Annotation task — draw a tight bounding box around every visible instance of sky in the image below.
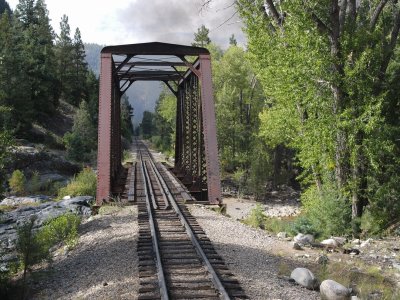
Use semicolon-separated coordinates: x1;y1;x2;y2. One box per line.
7;0;246;48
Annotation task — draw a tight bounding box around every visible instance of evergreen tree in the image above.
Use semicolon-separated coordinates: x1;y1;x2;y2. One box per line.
192;24;211;47
64;101;97;162
0;12;32;130
120;95;133;142
71;28;88;106
229;34;237;46
55;14;74;103
0;0;11;15
15;0;58;119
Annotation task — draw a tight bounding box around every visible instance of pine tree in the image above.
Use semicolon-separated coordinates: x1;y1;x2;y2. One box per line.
0;12;32;129
15;0;58;119
229;34;237;46
192;25;211;47
0;0;11;15
55;14;74;103
71;28;88;106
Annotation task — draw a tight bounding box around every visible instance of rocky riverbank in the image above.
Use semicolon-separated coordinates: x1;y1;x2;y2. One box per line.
0;196;93;271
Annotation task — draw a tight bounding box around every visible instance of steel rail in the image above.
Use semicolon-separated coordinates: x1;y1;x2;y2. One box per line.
139;152;169;300
146;152;231;300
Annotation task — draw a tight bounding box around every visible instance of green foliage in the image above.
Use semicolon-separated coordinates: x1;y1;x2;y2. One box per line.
57;167;96;199
192;24;211;47
288;215;320;237
302;183;352;238
242;204;266;228
140;110;156;139
16;213;81;285
120;95;133;142
237;0;400;235
0;123;13;195
64;101;97;162
27;171;41;194
16;216;50;283
9;169;26;195
38;213;81;249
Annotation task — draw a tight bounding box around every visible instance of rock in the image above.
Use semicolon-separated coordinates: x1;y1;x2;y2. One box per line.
0;195;51;206
367;290;383;300
393;262;400;271
63;195;71;200
316;255;329;265
321;238;339;248
277;232;287;239
351;239;360;245
332;237;347;246
293;242;303;250
360;238;373;248
294;233;314;245
290;267;319;290
320;279;351;300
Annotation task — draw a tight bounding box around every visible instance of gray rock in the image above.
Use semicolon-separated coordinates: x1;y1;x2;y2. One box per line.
393;262;400;271
321;238;339;248
320;279;351;300
0;195;51;206
294;233;314;245
293;242;303;250
290;267;319;290
277;232;287;239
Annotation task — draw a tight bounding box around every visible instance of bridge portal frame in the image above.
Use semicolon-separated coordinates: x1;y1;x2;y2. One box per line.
96;42;221;206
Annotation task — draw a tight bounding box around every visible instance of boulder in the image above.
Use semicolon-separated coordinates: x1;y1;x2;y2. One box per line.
320;279;351;300
321;238;339;248
294;233;314;245
293;242;303;250
290;267;319;290
277;232;287;239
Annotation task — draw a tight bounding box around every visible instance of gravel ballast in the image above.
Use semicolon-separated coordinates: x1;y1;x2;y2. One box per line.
32;206;139;299
30;203;320;299
189;205;320;300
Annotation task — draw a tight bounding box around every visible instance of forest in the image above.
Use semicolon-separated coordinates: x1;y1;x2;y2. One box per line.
0;0;133;189
142;0;400;238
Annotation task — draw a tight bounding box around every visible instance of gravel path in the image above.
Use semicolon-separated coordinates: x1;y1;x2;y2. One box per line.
32;206;139;299
189;205;320;300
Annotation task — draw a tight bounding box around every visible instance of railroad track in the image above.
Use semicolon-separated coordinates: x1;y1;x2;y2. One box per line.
131;140;247;299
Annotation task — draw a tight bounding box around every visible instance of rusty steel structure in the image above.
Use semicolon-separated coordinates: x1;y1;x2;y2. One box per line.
96;42;221;206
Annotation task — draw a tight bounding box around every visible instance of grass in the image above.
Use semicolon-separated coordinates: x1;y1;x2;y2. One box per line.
57;167;96;199
242;204;295;234
314;261;397;299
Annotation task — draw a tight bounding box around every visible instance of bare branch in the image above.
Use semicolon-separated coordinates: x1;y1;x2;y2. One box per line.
370;0;390;29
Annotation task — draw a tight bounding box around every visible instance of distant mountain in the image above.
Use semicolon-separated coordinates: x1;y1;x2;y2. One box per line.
84;43;162;126
84;43;104;76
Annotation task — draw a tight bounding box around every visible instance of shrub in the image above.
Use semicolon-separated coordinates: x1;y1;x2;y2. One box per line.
9;170;26;195
243;204;266;228
16;216;50;284
288;215;320;237
38;213;81;249
57;167;96;199
27;171;41;194
301;182;352;238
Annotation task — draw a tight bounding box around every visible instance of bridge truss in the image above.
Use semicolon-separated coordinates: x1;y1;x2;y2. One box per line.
96;42;221;206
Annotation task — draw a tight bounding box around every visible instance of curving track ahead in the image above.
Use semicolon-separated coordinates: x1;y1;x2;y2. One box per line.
131;140;247;299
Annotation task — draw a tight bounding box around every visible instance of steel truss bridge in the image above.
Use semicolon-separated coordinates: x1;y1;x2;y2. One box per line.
96;42;221;206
